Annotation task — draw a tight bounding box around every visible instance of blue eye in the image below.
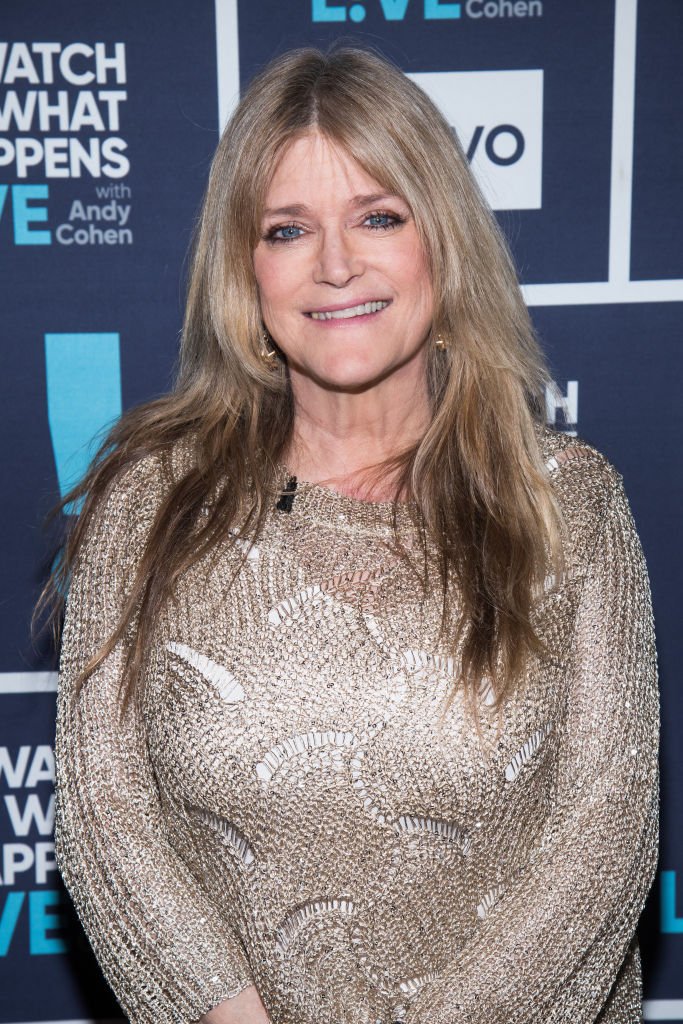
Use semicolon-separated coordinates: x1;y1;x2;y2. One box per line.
265;223;303;243
365;211;403;230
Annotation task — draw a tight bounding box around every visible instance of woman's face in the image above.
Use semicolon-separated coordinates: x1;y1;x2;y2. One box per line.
253;131;434;397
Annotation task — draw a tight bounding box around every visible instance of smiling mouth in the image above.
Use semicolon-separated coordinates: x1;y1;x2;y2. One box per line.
306;300;390;321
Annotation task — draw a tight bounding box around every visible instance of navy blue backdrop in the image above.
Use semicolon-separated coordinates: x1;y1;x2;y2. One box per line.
1;1;681;1021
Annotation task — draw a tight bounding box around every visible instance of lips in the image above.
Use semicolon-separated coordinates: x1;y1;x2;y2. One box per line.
305;300;391;320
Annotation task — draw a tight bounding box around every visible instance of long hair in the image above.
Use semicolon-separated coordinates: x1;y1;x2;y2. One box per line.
36;45;564;726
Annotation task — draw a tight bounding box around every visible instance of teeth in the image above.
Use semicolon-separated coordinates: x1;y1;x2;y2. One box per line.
310;301;388;320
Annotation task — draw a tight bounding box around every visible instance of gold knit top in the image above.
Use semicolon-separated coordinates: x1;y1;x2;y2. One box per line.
53;428;660;1024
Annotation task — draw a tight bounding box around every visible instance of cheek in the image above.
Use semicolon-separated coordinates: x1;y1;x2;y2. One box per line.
254;252;302;320
254;250;282;298
396;253;433;323
387;238;431;292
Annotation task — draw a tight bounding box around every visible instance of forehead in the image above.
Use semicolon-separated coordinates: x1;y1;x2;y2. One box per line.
264;132;385;203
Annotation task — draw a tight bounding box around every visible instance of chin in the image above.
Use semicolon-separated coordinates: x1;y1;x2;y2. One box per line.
306;359;395;392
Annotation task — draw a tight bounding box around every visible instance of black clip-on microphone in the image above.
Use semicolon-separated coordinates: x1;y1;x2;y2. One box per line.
275;475;298;513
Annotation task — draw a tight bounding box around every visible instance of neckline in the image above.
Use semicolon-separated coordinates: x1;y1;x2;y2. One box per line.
275;462;418;532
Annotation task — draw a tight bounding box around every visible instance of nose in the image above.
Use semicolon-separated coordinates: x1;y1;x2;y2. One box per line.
313;226;364;288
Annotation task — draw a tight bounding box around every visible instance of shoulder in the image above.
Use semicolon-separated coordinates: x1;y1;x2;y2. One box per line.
78;435;198;568
536;426;627;562
537;425;620;489
91;451;167;532
94;434;197;517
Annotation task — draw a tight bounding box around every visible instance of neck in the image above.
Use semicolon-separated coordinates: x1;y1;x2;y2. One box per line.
283;371;431;501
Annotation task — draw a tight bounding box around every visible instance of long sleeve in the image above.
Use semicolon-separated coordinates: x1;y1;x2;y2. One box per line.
405;466;660;1024
53;457;255;1024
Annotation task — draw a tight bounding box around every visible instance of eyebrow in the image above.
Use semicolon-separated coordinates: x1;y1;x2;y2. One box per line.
262;193;406;218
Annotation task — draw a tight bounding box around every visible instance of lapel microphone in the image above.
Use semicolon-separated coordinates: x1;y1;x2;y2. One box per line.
276;475;298;513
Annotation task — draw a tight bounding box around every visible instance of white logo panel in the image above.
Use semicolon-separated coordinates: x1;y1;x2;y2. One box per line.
407;69;543;211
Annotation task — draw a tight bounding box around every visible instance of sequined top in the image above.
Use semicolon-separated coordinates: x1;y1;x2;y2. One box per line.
54;427;660;1024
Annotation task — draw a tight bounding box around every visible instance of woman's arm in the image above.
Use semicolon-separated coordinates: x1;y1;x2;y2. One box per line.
406;465;660;1024
54;456;259;1024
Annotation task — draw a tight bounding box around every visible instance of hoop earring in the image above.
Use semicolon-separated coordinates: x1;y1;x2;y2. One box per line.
259;327;279;366
434;333;450;350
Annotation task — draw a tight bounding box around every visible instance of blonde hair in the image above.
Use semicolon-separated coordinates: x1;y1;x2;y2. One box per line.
37;45;564;728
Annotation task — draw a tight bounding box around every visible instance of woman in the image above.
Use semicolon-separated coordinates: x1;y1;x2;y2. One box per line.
47;46;659;1024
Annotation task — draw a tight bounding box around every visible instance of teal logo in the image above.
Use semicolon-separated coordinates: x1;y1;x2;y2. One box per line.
661;870;683;933
0;184;51;244
0;890;67;956
45;332;122;512
312;0;461;22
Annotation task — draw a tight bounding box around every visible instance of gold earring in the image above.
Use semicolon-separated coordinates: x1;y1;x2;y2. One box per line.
434;333;450;350
259;328;279;366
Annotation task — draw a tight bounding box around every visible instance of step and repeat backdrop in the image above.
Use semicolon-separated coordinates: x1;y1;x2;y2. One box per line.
1;1;681;1021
